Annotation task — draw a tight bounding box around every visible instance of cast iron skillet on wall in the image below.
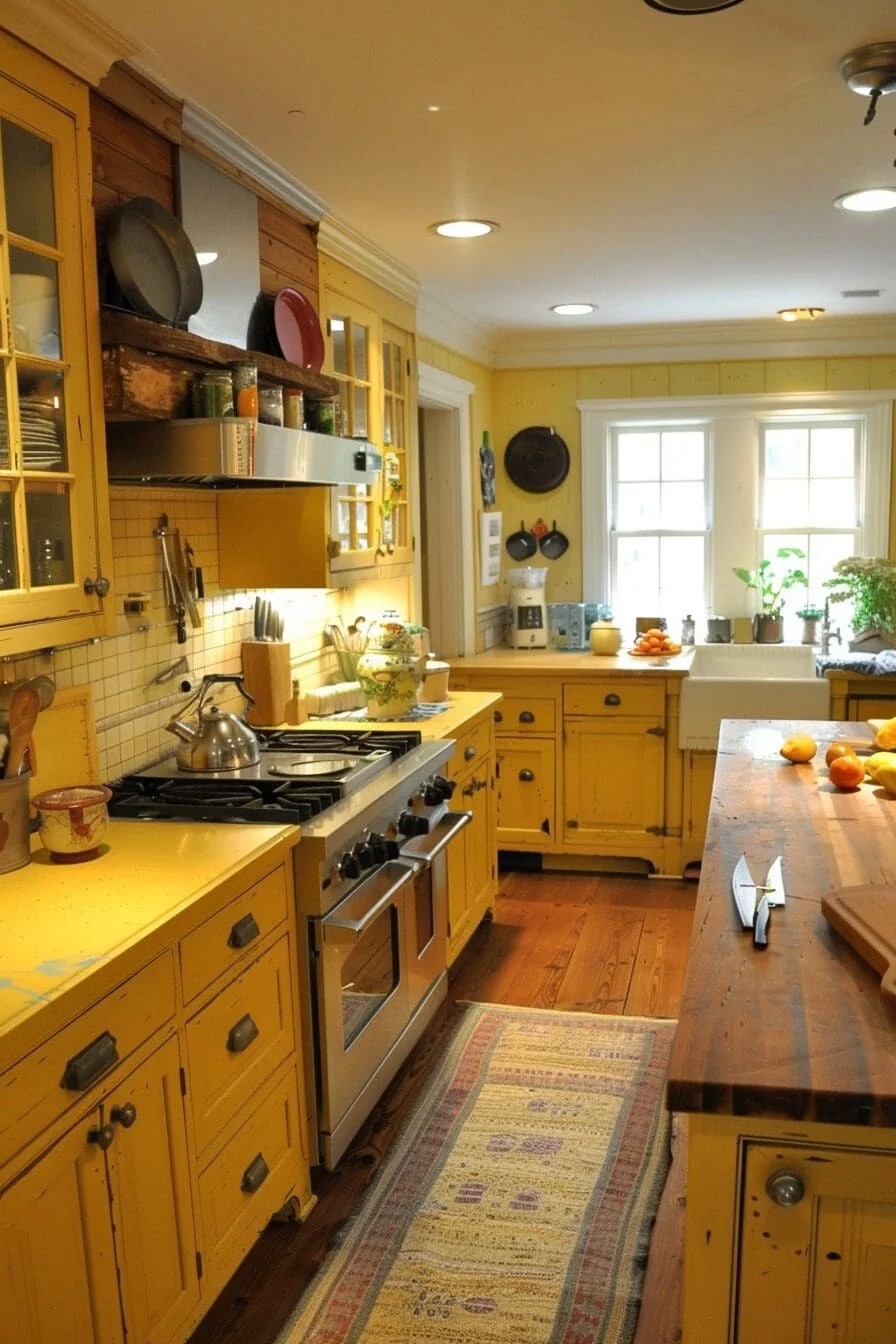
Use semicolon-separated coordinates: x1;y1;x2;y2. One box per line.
504;426;570;493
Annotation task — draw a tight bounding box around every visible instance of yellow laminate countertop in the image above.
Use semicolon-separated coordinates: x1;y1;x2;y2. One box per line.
298;689;502;734
449;648;695;677
0;819;297;1058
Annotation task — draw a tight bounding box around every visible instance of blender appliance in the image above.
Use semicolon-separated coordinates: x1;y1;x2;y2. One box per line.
508;567;548;648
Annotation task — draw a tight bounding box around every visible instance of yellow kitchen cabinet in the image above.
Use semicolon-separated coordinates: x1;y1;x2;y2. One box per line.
444;709;497;964
0;1034;198;1344
825;669;896;723
681;748;715;871
562;678;666;864
0;33;114;655
496;736;556;846
683;1114;896;1344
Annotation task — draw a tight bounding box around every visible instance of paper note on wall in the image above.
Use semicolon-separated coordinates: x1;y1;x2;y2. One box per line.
479;511;502;587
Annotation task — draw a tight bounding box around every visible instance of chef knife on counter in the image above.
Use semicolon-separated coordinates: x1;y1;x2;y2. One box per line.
732;854;785;949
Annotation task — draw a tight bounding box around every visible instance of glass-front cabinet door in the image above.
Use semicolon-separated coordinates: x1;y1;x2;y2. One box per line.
0;37;112;654
323;292;379;577
380;322;414;570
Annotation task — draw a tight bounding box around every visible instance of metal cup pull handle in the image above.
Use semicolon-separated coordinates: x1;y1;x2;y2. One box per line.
228;913;261;949
519;769;534;782
227;1013;260;1054
518;710;535;723
241;1152;270;1195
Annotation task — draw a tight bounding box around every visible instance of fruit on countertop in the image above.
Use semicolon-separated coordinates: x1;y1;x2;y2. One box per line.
825;741;858;768
631;628;682;655
873;717;896;750
779;734;817;763
875;762;896;795
827;755;865;791
864;751;896;781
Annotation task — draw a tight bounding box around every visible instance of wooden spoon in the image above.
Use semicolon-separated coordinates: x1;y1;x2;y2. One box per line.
5;684;40;777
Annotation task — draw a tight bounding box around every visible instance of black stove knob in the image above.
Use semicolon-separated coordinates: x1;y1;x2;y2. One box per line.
385;836;401;859
353;840;374;870
338;850;361;880
430;774;457;801
398;809;429;837
368;833;388;863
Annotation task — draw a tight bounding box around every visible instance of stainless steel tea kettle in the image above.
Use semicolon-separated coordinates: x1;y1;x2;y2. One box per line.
165;674;260;772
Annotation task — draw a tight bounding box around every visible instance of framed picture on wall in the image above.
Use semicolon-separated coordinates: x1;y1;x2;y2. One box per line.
479;511;502;586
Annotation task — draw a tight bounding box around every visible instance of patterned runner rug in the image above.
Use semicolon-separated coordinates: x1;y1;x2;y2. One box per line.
278;1003;676;1344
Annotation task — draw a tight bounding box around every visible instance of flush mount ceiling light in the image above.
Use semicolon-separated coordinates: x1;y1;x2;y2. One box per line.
195;251;218;266
777;307;826;322
835;187;896;212
840;41;896;124
643;0;745;12
429;219;499;238
550;303;596;316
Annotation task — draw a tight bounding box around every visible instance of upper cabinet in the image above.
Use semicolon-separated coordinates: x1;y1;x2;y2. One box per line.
323;287;415;584
0;34;113;655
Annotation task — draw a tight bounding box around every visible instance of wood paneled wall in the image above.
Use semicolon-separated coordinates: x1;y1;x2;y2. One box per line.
89;63;319;313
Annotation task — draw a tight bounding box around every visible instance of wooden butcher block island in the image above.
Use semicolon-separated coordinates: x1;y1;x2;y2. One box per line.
668;719;896;1343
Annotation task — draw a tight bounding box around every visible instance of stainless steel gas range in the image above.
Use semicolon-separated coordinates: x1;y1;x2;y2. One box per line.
108;727;470;1168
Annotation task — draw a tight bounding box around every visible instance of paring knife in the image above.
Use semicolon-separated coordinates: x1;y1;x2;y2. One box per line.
732;854;786;949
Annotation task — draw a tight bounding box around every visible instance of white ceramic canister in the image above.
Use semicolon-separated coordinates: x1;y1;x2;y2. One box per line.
589;621;623;655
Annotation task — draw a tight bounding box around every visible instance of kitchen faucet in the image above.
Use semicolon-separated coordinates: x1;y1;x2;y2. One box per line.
820;599;842;656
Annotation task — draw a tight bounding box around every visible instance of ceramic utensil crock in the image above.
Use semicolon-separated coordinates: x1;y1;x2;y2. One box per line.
32;784;112;863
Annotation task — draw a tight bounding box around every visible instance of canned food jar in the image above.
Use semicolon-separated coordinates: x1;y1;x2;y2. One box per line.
283;387;305;429
196;370;234;418
258;385;284;426
231;361;259;418
308;399;336;434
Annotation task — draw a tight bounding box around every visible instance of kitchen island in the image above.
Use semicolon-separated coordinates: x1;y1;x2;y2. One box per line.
668;718;896;1343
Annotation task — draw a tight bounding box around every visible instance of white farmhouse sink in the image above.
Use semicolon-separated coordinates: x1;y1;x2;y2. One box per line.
678;644;831;750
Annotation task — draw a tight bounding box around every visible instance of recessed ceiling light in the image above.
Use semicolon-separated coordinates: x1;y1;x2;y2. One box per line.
550;303;596;316
643;0;745;12
195;251;218;266
429;219;498;238
777;307;826;322
835;188;896;213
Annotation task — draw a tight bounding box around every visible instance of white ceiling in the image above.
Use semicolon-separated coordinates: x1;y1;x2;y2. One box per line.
80;0;896;347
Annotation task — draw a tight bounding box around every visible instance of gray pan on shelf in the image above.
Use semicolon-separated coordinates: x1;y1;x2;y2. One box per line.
105;197;203;325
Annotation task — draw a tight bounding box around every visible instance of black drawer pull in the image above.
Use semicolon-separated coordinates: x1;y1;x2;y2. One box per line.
518;710;535;723
241;1152;270;1194
227;1013;260;1054
494;709;503;723
61;1031;119;1092
87;1123;115;1151
228;913;261;949
519;769;534;783
604;693;621;706
464;744;476;760
111;1102;137;1129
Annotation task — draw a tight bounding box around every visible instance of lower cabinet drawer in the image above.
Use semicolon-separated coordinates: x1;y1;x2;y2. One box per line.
179;864;289;1006
494;696;556;734
564;681;665;717
197;1066;302;1290
0;952;176;1168
185;935;295;1155
448;715;492;774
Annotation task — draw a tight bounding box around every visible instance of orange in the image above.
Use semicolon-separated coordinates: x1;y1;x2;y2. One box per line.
645;628;665;639
825;742;857;768
828;755;865;790
779;734;817;763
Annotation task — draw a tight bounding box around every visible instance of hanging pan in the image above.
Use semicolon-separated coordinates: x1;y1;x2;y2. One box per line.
504;426;570;494
505;520;537;560
539;520;569;559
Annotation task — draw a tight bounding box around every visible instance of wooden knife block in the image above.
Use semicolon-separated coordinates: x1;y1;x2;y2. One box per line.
241;641;291;727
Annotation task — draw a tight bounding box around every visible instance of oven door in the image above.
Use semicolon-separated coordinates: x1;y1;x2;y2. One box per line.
401;810;471;1014
313;859;417;1155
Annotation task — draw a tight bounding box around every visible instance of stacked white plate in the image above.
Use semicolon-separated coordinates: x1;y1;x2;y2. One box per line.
20;396;63;470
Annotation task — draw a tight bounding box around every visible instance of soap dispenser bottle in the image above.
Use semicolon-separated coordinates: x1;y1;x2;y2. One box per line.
681;614;695;646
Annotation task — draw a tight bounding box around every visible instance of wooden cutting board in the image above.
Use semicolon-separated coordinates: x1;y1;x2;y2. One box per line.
821;885;896;1000
30;684;99;794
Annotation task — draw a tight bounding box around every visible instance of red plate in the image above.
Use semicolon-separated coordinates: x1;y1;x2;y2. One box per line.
273;287;325;372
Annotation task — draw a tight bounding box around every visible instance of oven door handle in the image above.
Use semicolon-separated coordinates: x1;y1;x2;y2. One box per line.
323;859;420;944
400;809;472;864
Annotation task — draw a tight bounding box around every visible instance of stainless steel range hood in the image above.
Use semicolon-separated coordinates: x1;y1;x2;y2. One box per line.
106;418;382;488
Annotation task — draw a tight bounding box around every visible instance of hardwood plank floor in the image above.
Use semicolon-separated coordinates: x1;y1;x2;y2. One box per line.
188;870;696;1344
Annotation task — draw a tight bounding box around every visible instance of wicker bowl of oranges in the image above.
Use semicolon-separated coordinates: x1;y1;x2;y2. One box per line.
628;628;683;657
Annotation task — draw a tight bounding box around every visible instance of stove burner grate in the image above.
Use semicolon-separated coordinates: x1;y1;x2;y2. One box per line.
257;728;422;759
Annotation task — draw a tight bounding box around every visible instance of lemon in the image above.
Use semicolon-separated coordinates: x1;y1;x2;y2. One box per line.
875;763;896;795
780;734;817;763
874;717;896;750
865;751;896;781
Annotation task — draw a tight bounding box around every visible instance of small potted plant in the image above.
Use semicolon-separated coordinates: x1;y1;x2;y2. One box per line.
824;556;896;652
795;603;824;646
733;547;808;643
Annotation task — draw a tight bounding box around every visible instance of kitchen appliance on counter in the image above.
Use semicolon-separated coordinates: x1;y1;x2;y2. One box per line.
547;602;601;651
107;726;470;1168
508;566;548;648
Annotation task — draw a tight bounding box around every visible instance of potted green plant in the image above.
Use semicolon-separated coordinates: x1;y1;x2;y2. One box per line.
795;604;824;646
823;557;896;652
732;547;808;643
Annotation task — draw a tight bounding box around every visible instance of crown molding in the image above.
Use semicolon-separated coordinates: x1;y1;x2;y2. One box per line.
5;0;138;85
492;314;896;368
181;103;327;223
316;216;419;307
415;286;498;369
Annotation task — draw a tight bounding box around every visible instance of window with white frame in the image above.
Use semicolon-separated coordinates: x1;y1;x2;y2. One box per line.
580;395;892;641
